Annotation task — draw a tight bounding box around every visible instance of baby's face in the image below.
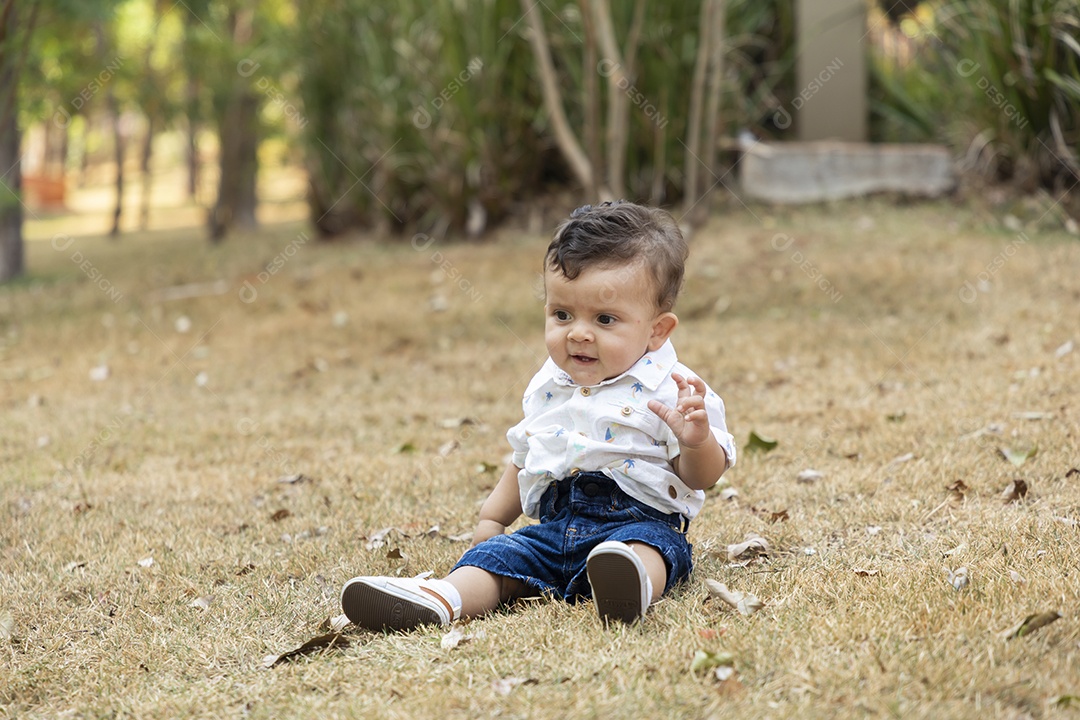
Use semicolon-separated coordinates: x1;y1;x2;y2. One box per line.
544;262;668;386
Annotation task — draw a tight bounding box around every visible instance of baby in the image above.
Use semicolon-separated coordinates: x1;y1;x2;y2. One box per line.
342;201;736;628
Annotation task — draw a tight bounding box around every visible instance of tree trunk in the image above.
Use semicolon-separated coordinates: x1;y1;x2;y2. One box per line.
520;0;597;195
0;101;23;283
209;91;259;242
186;93;199;200
139;116;153;230
0;0;38;283
649;85;668;205
183;8;199;201
682;0;714;220
591;0;644;201
695;0;726;225
579;0;601;202
209;9;258;243
109;104;124;237
95;22;123;237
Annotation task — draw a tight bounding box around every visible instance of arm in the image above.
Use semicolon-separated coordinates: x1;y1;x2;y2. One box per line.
647;373;729;491
471;461;523;546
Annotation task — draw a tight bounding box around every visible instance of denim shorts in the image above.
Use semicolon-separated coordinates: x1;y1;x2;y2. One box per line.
453;472;693;602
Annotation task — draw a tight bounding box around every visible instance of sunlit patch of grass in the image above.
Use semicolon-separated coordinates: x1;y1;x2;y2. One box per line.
2;198;1078;718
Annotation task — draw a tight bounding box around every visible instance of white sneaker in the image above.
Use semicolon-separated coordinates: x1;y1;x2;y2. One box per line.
586;541;650;624
341;575;461;632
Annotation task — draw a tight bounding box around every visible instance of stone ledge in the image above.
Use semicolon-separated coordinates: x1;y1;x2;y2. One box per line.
739;141;954;204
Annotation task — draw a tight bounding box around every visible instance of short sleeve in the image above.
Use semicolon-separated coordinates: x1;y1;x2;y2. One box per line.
506;414;529;468
705;389;736;468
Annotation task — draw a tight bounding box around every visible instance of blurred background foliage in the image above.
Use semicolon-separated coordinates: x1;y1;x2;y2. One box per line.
869;0;1080;194
4;0;1079;260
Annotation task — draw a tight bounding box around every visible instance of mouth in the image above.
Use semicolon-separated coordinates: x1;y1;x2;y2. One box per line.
570;354;597;365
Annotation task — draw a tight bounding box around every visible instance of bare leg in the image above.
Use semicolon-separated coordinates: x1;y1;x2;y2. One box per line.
445;565;530;619
626;542;667;604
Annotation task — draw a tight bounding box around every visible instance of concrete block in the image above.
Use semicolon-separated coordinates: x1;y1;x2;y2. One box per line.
739;141;954;204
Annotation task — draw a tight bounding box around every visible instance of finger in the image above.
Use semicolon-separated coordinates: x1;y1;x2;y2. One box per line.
648;399;683;430
687;376;707;395
676;396;705;414
671;372;691;400
683;408;709;424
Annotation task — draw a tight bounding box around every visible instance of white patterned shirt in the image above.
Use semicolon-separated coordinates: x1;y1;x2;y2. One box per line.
507;340;736;520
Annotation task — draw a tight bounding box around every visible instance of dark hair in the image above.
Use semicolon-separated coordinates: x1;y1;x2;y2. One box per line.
545;201;688;312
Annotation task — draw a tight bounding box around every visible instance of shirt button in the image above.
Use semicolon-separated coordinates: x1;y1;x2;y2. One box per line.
621;406;633;417
667;485;678;499
580;387;591;396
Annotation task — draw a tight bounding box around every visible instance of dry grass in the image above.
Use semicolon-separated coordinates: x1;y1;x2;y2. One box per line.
2;197;1079;719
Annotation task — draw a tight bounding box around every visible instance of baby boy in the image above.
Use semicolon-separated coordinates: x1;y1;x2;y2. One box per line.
342;201;735;628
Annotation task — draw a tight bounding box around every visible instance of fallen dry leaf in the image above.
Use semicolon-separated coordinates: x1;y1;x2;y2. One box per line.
1001;479;1028;504
317;614;351;633
263;632;350;668
942;543;967;557
946;480;969;505
365;527;406;550
270;509;292;522
0;612;13;642
705;580;764;616
438;417;478;429
137;557;154;568
491;677;538;695
853;568;879;577
796;469;824;484
947;567;969;591
277;474;313;484
189;595;215;610
999;611;1062;640
437;439;459;457
440;626;477;650
998;446;1038;467
889;452;915;466
725;534;770;562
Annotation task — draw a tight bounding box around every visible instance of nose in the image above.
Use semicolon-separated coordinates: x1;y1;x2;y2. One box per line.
567;320;592;342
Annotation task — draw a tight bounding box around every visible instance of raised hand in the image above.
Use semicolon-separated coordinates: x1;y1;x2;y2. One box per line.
647;373;714;449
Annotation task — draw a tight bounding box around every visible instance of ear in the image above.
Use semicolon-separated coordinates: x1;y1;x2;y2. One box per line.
647;312;678;351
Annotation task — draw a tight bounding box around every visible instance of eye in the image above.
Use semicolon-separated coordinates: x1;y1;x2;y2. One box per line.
597;314;616;326
553;310;571;322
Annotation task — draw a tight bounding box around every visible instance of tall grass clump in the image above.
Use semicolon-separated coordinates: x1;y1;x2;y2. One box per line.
295;0;794;239
871;0;1080;197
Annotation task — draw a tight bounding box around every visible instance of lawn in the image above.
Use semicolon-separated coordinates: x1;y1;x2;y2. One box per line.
2;197;1078;719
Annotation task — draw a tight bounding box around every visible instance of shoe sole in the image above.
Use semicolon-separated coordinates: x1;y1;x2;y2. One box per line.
587;550;645;625
341;581;442;632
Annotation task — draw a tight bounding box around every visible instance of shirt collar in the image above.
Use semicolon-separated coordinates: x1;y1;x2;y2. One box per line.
543;340;677;391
